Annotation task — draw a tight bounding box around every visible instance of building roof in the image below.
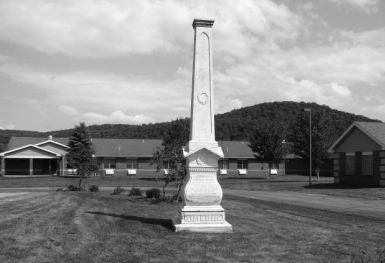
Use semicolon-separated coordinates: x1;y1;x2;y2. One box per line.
92;139;162;157
0;144;62;157
7;137;69;150
329;121;385;152
219;141;255;158
5;136;257;158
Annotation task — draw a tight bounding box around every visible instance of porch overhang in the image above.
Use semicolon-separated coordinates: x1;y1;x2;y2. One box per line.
0;144;63;159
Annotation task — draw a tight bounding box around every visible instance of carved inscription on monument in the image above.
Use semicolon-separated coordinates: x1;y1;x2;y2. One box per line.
197;91;209;105
182;214;224;224
185;174;221;203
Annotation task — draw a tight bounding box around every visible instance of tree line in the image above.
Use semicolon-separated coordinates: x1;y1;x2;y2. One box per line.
0;101;379;152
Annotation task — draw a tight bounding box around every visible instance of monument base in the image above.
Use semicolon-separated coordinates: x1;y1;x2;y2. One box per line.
173;220;233;233
173;205;233;233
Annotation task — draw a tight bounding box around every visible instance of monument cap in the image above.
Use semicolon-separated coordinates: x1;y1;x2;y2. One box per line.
192;18;214;28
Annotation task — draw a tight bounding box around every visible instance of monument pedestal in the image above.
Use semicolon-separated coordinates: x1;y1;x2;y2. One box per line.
173;146;232;233
174;18;232;233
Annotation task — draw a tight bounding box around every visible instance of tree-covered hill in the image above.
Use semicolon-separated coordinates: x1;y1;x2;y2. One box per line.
214;101;380;141
0;101;380;151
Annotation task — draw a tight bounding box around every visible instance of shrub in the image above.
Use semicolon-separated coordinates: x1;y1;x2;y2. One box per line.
111;186;126;195
89;185;99;192
129;187;142;196
146;188;161;200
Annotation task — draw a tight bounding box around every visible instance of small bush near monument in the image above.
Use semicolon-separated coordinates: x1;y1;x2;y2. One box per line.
111;186;126;195
88;185;99;192
128;187;142;196
145;188;161;200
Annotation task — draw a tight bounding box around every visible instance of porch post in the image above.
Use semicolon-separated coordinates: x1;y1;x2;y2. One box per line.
29;159;33;176
1;158;5;176
49;160;52;175
57;159;60;176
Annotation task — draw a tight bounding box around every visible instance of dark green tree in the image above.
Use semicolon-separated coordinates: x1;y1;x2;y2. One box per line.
66;122;101;189
289;109;335;184
152;118;189;200
248;121;289;177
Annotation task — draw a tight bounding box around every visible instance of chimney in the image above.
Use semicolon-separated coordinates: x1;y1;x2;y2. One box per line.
48;135;53;140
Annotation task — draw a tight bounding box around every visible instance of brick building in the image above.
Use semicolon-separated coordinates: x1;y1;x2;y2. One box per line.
0;136;331;178
329;122;385;186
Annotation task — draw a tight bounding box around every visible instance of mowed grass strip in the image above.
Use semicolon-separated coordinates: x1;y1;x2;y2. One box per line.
219;175;385;200
0;176;165;189
0;192;384;263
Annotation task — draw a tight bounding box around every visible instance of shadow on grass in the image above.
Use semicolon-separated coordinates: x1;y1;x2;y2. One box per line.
86;211;174;231
303;183;381;189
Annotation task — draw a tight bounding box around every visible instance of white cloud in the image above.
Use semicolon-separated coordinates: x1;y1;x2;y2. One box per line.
279;78;353;107
266;28;385;87
0;0;303;58
82;110;154;125
326;0;379;13
0;124;15;130
359;103;385;121
217;99;243;114
0;0;384;130
58;105;79;116
0;59;192;122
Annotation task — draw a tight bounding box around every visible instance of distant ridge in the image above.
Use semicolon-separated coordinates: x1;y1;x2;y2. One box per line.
0;101;380;151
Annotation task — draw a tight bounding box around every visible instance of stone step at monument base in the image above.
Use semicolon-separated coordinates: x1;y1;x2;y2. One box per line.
173;205;233;233
173;220;233;233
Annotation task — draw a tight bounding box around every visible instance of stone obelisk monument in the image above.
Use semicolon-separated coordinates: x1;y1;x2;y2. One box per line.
173;19;232;233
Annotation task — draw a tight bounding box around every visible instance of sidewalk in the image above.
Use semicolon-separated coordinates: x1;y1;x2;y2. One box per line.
224;189;385;219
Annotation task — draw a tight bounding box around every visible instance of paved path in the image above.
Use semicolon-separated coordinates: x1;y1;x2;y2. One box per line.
0;192;30;199
224;189;385;219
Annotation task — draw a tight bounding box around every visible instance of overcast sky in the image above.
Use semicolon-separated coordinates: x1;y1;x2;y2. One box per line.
0;0;384;131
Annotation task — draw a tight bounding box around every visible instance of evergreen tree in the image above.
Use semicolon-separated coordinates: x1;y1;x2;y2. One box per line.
289;109;335;184
66;122;100;189
152;118;189;200
248;121;289;177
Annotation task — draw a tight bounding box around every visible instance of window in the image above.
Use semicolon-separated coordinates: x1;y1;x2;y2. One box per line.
237;159;248;169
362;153;373;176
104;159;116;169
218;160;229;169
162;160;170;169
127;159;138;169
345;154;355;176
270;163;279;169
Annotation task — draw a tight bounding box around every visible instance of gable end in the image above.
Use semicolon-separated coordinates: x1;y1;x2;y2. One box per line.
334;127;382;153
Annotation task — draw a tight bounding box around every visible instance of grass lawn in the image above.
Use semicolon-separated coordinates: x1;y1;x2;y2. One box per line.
0;191;384;263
